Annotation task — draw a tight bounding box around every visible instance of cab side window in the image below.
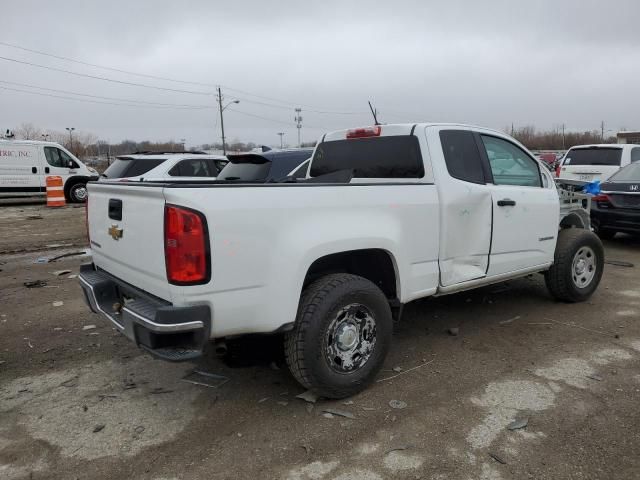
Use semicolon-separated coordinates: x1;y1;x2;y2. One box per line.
480;135;541;187
631;147;640;163
44;147;77;168
439;130;485;184
169;159;213;177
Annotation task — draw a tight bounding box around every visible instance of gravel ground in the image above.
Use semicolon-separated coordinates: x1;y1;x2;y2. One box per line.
1;200;639;480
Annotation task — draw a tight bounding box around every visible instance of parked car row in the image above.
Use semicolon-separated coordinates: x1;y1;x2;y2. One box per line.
0;139;313;202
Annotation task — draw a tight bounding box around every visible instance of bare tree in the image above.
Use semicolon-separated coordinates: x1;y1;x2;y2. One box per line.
15;122;42;140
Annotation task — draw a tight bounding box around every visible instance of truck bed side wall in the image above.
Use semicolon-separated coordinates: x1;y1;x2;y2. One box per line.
162;184;440;337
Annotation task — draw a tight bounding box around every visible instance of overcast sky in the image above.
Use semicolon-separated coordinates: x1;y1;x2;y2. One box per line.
2;0;639;147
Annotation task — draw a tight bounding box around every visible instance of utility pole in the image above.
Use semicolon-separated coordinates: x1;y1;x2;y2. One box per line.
601;120;605;142
217;87;227;155
65;127;75;153
217;87;240;155
562;124;565;150
294;108;302;148
277;132;285;149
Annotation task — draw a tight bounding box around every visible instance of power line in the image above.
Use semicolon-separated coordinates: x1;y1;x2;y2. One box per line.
223;86;367;114
233;95;366;115
0;40;368;113
0;85;210;109
226;107;327;130
0;55;214;95
0;80;211;108
0;40;217;88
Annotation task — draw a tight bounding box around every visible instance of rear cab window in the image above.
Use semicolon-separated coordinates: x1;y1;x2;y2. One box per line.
102;158;166;179
563;147;622;166
310;135;424;178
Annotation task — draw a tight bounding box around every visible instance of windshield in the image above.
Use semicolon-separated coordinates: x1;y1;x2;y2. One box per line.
102;158;166;178
217;159;271;181
563;148;622;166
608;162;640;182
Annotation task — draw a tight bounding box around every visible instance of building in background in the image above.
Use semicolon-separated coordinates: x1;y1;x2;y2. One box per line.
617;131;640;144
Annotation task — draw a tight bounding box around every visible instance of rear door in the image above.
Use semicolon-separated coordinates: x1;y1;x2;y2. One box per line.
478;134;559;276
431;128;493;286
0;145;43;197
88;183;173;301
559;146;623;182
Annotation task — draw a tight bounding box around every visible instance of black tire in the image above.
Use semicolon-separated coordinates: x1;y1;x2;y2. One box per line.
544;229;604;303
285;273;392;399
68;182;88;203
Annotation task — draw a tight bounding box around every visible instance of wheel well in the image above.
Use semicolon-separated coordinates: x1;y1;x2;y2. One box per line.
304;249;398;300
560;212;590;230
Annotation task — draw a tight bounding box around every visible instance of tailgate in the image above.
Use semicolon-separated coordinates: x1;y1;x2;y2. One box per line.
559;166;619;182
87;183;172;301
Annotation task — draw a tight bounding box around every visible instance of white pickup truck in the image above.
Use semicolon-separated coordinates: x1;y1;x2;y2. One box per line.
80;123;603;398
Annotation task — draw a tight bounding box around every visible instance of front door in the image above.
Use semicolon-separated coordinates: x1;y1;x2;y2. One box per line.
43;146;78;184
478;134;559;276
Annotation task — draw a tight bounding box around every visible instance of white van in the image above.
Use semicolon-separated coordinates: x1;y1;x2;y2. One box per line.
0;139;98;202
557;144;640;182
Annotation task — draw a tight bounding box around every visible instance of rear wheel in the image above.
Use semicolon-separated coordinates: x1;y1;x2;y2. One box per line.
544;229;604;302
68;182;88;203
285;273;392;399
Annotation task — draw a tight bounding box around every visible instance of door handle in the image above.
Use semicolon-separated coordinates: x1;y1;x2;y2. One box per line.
497;199;516;207
45;167;50;174
32;167;37;174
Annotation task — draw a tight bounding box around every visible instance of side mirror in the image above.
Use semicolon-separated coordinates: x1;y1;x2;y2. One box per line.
68;160;75;168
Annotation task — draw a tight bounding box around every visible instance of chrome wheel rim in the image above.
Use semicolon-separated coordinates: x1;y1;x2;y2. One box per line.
325;303;377;373
572;246;596;288
74;186;88;201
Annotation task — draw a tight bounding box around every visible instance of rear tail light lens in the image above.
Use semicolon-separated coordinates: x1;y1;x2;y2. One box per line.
555;165;561;177
346;126;381;139
164;205;210;285
592;194;611;208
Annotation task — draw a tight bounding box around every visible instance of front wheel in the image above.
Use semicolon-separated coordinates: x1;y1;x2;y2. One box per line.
68;182;88;203
544;229;604;302
285;273;393;399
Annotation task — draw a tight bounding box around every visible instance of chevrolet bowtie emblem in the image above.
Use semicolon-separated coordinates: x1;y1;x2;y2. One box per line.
108;224;123;240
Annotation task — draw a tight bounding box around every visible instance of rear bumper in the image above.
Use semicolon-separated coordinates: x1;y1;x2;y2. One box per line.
78;263;210;361
591;208;640;234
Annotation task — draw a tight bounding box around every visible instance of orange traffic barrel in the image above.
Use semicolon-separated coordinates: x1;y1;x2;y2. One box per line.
46;176;66;207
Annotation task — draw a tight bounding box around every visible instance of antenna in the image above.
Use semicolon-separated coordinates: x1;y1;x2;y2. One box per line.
368;101;380;125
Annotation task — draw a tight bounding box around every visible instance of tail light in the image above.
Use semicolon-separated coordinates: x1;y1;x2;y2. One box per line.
555;164;561;178
592;194;612;209
164;205;210;285
346;126;381;139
